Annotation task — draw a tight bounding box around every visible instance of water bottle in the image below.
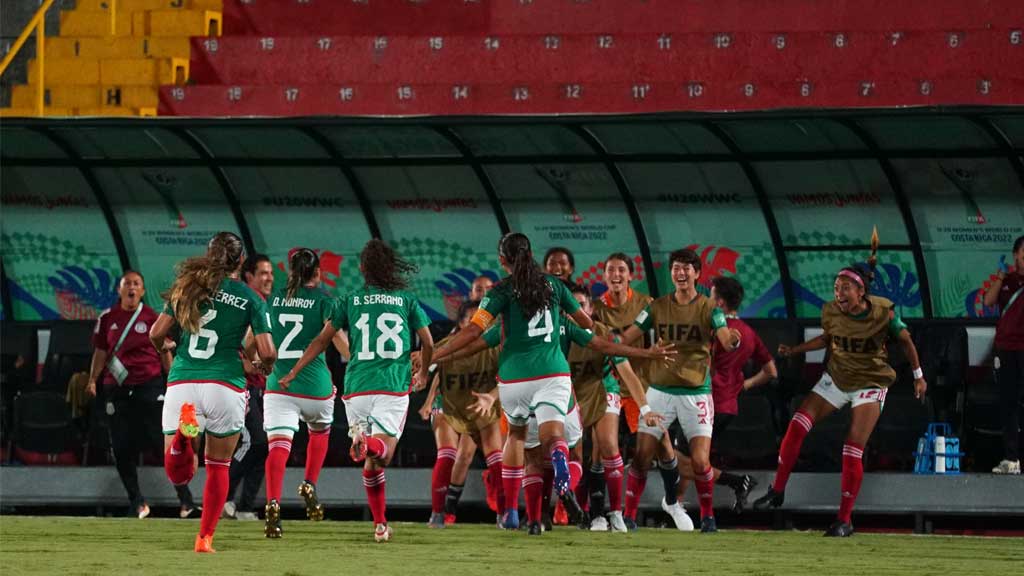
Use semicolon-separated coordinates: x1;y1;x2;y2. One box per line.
915;436;927;473
934;435;946;474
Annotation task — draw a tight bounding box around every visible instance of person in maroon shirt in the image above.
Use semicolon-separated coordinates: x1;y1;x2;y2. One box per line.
223;254;274;520
672;276;778;513
984;235;1024;475
88;270;196;518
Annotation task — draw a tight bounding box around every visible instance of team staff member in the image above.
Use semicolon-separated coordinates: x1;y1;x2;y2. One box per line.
984;235;1024;475
88;271;196;519
224;253;274;520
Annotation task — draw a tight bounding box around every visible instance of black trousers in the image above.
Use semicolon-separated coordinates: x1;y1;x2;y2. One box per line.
107;376;193;509
996;349;1024;461
227;387;267;511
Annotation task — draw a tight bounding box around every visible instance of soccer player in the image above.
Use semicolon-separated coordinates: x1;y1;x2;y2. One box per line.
150;232;277;553
618;248;741;533
262;249;346;538
432;233;591;531
671;276;774;513
753;260;927;537
439;243;676;534
280;239;432;543
591;253;656;436
419;299;504;528
564;284;654;532
544;246;576;283
470;275;494;301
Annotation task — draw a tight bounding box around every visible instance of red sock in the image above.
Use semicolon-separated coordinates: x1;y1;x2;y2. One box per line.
485;451;505;512
603;455;625;511
541;460;554;514
265;437;292;502
501;465;524;513
624;467;648;520
523;474;544;523
362;469;387;524
838;442;865;524
695;467;715;520
164;432;195;485
304;428;330;485
199;457;231;538
431;446;458;514
773;410;814;492
366;436;388;460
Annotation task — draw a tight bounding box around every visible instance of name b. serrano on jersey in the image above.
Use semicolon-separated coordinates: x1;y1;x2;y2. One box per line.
332;287;430;397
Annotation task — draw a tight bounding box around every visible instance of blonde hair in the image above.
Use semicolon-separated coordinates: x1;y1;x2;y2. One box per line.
164;232;244;333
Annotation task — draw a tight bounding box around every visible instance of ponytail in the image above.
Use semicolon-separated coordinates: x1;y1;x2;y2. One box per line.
286;248;319;299
164;231;244;333
498;233;553;320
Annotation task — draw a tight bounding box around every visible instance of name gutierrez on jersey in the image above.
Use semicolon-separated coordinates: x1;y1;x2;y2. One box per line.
354;294;405;306
273;296;316;309
214;290;249;310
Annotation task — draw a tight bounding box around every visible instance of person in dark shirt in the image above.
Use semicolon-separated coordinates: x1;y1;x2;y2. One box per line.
88;271;196;518
984;235;1024;475
672;276;776;514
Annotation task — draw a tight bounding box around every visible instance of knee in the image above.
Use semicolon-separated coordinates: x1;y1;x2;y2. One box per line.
690;455;710;473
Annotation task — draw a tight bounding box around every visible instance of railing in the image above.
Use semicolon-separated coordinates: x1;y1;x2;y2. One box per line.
0;0;57;117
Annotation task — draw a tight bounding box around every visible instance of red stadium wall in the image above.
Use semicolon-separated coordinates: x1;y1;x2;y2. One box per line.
161;0;1024;116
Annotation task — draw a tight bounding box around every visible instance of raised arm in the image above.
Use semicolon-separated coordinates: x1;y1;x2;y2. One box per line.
432;323;484;363
587;334;675;362
778;332;829;358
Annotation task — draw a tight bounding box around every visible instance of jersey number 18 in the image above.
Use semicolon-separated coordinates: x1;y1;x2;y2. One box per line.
355;312;405;360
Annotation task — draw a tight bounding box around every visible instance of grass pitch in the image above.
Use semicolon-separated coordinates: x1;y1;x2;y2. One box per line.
1;516;1019;576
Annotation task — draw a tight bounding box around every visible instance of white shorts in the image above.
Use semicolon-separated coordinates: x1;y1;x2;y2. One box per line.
499;375;572;427
264;390;336;439
526;404;583;449
637;387;714;441
343;393;410;439
813;373;888;411
605;392;622;416
162;382;247;438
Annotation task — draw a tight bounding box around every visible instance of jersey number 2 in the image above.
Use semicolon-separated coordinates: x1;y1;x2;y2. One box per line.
527;309;554;342
355;312;405;360
277;313;304;360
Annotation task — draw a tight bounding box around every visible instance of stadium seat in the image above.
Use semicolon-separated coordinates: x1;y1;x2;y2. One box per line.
713;394;779;468
869;396;932;470
12;390;79;465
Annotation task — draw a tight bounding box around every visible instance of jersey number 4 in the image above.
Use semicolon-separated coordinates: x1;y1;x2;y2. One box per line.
355;312;405;360
527;309;554;342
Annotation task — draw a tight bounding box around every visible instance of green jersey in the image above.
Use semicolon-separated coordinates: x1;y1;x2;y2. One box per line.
476;275;581;383
267;286;336;399
481;321;586;411
331;287;431;397
165;279;271;390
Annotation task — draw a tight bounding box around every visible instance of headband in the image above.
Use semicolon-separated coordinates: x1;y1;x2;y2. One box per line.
837;269;864;288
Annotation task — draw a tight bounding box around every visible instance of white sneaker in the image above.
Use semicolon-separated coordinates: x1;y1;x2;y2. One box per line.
137;504;150;519
608;511;628;533
661;498;695;531
235;511;259;521
221;501;237;519
589;515;609;531
374;523;393;542
992;460;1021;474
